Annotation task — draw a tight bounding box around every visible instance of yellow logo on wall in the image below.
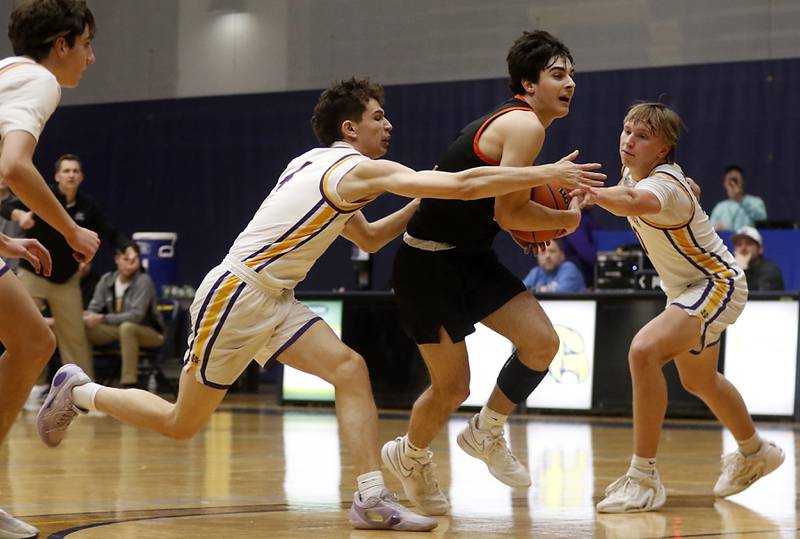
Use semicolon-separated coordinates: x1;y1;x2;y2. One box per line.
548;325;589;384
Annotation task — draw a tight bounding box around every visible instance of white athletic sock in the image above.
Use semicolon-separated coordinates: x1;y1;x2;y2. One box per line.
71;383;102;412
402;434;428;460
477;405;507;431
357;470;385;501
630;454;657;476
737;432;762;456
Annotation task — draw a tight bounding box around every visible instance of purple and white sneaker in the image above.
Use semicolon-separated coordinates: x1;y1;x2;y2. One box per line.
36;364;90;448
349;488;437;532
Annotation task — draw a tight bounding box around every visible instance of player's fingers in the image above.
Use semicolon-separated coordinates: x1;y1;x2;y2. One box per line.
22;248;42;274
558;149;579;162
28;242;52;276
577;162;602;170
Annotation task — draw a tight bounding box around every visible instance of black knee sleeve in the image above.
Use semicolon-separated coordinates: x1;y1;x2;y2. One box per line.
496;351;548;404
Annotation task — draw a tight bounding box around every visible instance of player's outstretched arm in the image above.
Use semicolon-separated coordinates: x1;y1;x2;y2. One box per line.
340;158;604;202
341;199;420;253
0;131;100;262
572;185;661;217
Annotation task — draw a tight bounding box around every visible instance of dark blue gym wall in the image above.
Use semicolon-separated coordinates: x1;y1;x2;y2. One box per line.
32;57;800;290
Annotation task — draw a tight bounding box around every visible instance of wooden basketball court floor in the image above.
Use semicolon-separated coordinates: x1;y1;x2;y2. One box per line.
3;397;798;538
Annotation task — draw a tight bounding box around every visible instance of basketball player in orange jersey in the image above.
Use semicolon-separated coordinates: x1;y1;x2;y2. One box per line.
0;2;99;537
383;30;596;515
572;102;784;513
37;78;603;531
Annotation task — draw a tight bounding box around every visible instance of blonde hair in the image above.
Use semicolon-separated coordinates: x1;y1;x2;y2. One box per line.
624;102;685;163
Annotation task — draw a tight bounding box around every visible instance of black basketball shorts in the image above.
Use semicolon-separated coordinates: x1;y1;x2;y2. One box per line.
392;243;526;344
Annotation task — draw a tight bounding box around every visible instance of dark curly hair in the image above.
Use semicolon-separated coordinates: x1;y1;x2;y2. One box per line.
8;0;95;61
311;77;384;146
506;30;573;94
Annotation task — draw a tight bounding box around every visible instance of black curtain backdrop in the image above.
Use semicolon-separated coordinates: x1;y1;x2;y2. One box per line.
33;57;800;290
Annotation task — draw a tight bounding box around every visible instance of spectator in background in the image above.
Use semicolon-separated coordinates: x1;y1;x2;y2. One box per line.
0;178;22;271
523;239;586;293
731;226;784;291
84;242;164;388
0;153;130;387
709;165;766;231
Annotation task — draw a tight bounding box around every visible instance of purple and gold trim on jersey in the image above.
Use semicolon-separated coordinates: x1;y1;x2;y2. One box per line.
188;270;245;389
0;62;25;76
241;200;340;272
0;260;9;278
664;227;738;280
319;153;371;213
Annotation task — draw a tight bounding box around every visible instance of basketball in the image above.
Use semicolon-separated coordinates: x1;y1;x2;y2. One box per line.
509;184;572;243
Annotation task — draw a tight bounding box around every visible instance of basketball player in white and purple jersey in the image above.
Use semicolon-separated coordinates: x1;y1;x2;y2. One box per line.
37;78;604;531
574;102;784;513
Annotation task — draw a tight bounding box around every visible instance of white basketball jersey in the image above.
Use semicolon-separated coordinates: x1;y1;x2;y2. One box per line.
623;163;741;292
0;56;60;143
225;142;371;289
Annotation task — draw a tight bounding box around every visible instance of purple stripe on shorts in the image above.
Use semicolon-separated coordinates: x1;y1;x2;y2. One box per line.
199;281;247;389
0;263;9;278
187;270;231;357
266;316;323;365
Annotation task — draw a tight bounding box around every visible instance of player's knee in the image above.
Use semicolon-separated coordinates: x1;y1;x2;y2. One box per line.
628;338;656;371
163;417;203;441
18;325;56;367
330;350;369;389
517;330;559;370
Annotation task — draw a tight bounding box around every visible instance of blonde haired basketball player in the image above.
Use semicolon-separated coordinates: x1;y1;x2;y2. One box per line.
0;2;99;537
575;102;784;513
37;78;604;531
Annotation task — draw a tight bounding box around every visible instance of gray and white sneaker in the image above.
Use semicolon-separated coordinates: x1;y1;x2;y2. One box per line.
714;439;785;497
381;437;450;516
596;468;667;513
0;508;38;539
36;364;90;448
457;414;531;488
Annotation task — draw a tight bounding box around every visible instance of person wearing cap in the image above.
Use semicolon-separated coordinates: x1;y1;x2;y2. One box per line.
731;226;784;291
709;165;767;231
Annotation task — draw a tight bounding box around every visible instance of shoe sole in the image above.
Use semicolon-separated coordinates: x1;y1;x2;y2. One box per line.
714;447;786;498
380;442;449;516
456;431;532;488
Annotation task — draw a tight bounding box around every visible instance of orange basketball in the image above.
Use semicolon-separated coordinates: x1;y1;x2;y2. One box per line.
510;184;572;243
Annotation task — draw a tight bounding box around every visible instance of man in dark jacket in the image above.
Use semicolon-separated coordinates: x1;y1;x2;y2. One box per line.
0;154;129;379
732;226;784;291
84;242;164;388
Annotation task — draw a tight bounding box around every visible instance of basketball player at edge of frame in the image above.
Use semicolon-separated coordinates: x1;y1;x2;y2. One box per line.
35;77;604;531
0;1;100;538
379;30;591;516
572;101;785;513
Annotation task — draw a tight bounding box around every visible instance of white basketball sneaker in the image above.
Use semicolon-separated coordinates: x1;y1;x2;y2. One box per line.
456;414;531;488
0;508;38;539
381;437;450;516
596;468;667;513
714;439;785;498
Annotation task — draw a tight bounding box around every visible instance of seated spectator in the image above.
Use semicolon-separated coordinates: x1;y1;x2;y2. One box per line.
731;226;784;291
709;165;766;231
84;242;165;388
523;239;586;293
